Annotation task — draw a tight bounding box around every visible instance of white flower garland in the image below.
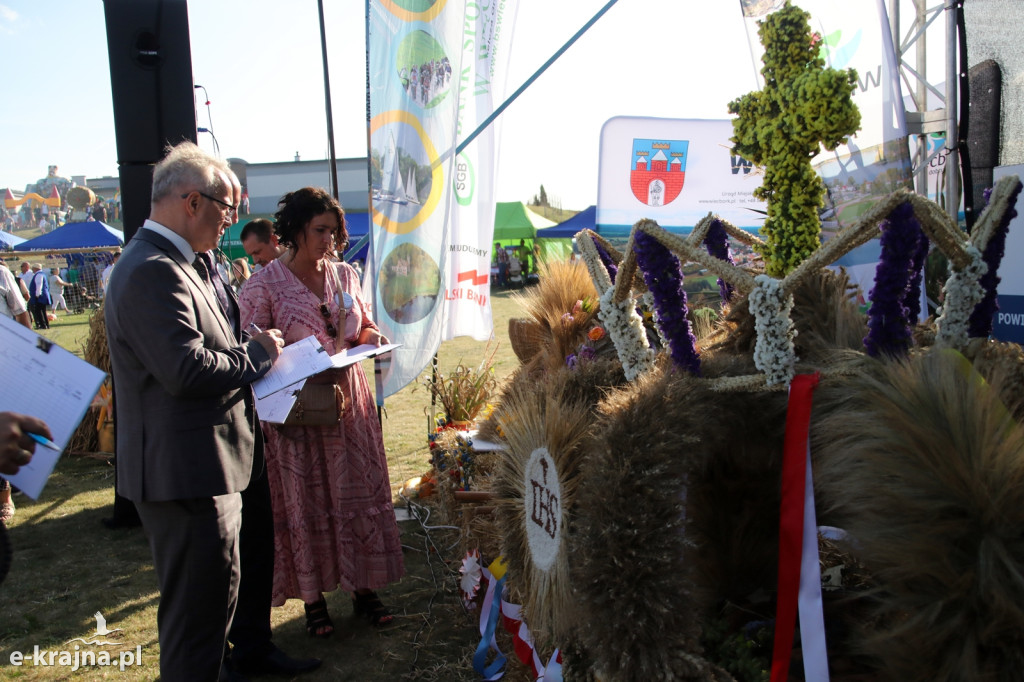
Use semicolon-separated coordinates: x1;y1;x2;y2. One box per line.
935;245;987;349
749;274;798;386
577;233;614;291
599;286;655;381
639;291;669;348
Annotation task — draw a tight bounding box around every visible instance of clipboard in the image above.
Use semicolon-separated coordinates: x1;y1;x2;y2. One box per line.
251;335;334;399
253;344;400;424
0;315;107;499
329;342;401;369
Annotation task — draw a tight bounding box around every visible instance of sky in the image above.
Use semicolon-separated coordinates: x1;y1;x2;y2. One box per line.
0;0;764;211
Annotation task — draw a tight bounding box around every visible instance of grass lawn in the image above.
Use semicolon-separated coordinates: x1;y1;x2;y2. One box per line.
0;287;528;680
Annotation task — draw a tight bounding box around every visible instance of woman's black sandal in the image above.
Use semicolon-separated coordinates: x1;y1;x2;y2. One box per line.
304;596;334;638
352;591;394;626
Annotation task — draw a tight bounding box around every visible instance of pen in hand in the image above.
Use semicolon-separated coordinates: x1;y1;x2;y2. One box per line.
27;432;62;452
248;322;263;334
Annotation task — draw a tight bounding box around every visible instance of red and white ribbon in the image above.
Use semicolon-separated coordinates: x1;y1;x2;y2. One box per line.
771;373;829;682
475;558;563;681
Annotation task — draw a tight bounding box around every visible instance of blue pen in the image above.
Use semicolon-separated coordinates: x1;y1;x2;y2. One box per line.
27;432;62;452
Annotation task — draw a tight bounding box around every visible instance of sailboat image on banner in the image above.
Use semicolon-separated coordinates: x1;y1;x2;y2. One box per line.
404;167;420;205
377;131;408;206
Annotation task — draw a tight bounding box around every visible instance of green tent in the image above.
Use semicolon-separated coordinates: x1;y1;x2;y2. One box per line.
493;201;556;241
490;202;575;273
536;235;573;263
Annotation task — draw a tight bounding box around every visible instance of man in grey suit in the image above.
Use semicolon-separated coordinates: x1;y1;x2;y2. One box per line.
105;142;292;681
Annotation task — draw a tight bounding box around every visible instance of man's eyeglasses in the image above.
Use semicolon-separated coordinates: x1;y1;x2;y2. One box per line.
182;191;238;217
319;303;338;337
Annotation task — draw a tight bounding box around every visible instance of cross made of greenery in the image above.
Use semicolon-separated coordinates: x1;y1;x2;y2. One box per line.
729;1;861;277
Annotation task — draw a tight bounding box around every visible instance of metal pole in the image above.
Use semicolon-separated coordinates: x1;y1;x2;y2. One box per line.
944;0;960;222
364;0;374;215
915;0;929;196
317;0;339;200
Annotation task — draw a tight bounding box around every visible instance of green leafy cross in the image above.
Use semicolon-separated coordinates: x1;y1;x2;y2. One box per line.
729;2;861;277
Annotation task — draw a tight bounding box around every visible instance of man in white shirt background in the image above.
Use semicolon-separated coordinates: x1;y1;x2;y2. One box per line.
100;252;120;297
17;261;33;297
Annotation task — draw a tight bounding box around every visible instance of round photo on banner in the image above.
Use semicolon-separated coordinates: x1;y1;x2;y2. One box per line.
378;242;440;324
378;0;446;22
396;30;453;110
523;447;562;572
369;112;442;234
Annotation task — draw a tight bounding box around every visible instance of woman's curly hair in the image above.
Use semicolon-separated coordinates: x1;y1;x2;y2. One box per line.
273;186;348;250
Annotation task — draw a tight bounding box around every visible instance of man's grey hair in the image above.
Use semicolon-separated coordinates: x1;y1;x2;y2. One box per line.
151;141;236;204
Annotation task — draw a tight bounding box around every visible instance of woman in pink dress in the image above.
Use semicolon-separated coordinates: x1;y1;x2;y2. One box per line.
238;187;404;638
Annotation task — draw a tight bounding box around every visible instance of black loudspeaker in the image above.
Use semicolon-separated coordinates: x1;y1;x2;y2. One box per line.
966;60;1001;229
103;0;197;239
103;0;196;165
117;164;155;240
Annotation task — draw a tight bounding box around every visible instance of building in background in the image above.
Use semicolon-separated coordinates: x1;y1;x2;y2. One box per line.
235;157;370;214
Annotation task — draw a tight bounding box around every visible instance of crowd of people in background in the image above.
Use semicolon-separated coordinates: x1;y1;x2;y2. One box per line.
0;252;118;329
1;197;120;233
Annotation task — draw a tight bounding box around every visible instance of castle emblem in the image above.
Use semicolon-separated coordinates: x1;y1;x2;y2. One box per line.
630;139;689;206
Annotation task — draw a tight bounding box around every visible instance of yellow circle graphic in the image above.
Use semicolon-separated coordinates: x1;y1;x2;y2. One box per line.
378;0;447;22
370;110;443;235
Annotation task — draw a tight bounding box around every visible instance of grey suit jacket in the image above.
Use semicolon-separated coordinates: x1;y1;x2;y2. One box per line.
105;228;273;502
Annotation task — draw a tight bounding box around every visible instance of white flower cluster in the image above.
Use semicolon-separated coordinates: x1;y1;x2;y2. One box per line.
935;245;988;349
578;234;613;290
639;291;669;348
749;274;798;386
599;286;655;381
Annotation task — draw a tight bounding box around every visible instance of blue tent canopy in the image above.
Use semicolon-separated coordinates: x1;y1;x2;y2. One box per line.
342;212;370;263
17;221;124;250
0;231;27;249
540;205;596;238
345;212;369;239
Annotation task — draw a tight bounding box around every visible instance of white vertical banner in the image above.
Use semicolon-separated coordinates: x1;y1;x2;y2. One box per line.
443;0;521;342
366;1;520;397
365;1;465;397
739;0;910;297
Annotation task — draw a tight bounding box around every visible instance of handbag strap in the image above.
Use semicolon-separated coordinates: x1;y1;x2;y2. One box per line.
325;260;345;343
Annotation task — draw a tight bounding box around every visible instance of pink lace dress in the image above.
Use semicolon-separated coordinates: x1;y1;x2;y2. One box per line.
238;258;404;606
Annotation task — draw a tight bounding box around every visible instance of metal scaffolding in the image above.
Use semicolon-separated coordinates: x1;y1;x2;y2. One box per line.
892;0;962;220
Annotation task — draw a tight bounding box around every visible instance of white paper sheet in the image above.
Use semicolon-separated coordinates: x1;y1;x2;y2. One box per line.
330;343;401;369
0;315;107;499
252;335;333;399
254;378;305;424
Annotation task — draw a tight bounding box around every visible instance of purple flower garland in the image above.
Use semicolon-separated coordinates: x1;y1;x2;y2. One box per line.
904;224;929;323
593;238;618;284
704;219;736;303
633;230;701;375
864;201;924;357
968;180;1023;338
